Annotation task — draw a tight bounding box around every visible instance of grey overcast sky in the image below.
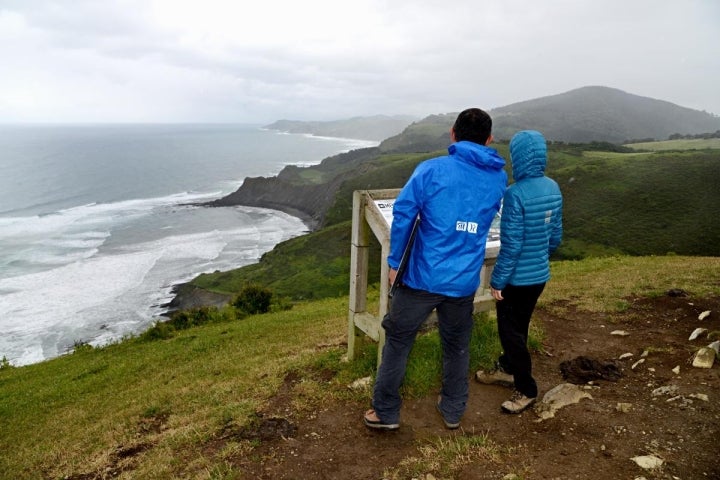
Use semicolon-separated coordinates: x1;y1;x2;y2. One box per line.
1;0;718;124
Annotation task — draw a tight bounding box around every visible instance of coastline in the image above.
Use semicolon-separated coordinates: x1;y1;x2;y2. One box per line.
0;124;364;366
159;129;375;318
259;204;319;232
164;203;316;314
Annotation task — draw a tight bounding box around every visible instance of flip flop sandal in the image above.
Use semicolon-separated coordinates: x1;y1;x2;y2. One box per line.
363;409;399;430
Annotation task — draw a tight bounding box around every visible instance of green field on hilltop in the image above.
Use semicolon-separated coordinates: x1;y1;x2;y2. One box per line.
625;138;720;151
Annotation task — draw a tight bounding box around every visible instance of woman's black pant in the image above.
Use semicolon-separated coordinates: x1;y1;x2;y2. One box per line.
496;283;546;398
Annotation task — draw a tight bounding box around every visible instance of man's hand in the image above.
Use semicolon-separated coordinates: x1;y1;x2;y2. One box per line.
490;287;504;301
388;268;398;287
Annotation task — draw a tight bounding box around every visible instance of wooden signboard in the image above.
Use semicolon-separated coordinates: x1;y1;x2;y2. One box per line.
347;189;499;366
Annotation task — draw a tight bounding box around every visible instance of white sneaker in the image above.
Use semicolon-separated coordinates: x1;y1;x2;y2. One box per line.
501;390;536;414
475;366;514;387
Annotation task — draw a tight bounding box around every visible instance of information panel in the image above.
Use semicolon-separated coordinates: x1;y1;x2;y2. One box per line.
373;199;501;249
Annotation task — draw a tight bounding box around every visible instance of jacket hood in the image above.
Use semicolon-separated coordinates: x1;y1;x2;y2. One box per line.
448;140;506;171
509;130;547;180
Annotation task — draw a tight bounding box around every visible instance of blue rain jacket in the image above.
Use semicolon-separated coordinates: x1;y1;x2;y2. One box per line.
490;130;563;290
389;141;507;297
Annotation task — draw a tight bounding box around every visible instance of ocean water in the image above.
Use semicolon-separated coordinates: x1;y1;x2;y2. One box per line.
0;124;376;366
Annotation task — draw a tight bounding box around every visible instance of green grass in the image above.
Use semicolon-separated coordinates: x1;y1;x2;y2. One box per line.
0;297;348;478
367;146;717;259
192;144;720;308
541;255;720;312
551;149;720;257
2;256;719;478
384;431;504;479
0;297;504;477
624;138;720;151
192;221;383;301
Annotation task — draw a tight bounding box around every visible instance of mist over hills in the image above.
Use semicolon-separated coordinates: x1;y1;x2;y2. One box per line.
280;86;720;152
264;115;419;142
490;86;720;143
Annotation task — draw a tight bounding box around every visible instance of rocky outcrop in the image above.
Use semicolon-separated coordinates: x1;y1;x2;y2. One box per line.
207;175;345;230
164;283;231;314
206;146;384;229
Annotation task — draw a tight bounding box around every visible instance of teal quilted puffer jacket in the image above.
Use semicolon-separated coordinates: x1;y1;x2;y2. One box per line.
490;130;563;289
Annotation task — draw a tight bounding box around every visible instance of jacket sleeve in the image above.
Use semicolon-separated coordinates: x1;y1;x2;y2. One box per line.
388;168;424;269
549;197;563;254
490;189;524;290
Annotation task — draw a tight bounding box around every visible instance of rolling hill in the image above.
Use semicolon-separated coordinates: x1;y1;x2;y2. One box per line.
378;86;720;149
490;86;720;143
210;86;720;229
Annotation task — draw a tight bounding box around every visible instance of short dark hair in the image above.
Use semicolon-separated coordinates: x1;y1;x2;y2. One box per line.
452;108;492;145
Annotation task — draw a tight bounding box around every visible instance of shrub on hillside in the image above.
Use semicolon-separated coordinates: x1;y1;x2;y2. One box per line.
233;284;273;314
168;306;218;330
140;321;174;341
0;356;14;370
139;306;231;342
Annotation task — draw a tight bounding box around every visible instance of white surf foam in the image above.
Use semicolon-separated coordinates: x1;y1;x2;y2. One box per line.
0;205;306;366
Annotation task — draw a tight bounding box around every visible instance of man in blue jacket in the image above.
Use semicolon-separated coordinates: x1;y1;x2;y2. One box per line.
364;108;507;430
475;130;563;414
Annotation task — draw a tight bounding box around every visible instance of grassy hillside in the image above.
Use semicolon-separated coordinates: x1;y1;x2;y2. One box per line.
549;148;720;257
2;256;719;478
191;143;719;303
625;138;720;151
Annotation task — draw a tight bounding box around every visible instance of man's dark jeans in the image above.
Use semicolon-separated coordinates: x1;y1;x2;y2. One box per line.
372;286;475;425
496;283;545;398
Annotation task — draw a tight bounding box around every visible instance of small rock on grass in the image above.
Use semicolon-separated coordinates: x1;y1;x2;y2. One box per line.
631;454;664;470
651;385;679;397
689;327;708;341
535;383;593;421
348;376;372;390
692;347;716;368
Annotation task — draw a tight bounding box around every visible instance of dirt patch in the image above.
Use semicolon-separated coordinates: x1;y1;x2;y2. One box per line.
64;442;153;480
224;293;720;479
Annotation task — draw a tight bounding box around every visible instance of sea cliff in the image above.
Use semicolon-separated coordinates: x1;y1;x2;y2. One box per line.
206;175;330;231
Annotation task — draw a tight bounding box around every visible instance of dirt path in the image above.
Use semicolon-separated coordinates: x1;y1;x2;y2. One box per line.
235;293;720;479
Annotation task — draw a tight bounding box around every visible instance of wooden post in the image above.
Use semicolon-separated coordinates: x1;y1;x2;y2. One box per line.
347;190;370;361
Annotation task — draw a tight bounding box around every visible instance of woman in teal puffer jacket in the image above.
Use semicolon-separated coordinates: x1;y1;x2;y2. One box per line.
477;130;563;414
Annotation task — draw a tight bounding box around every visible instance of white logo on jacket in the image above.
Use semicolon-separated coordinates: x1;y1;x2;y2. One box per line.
456;221;478;234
